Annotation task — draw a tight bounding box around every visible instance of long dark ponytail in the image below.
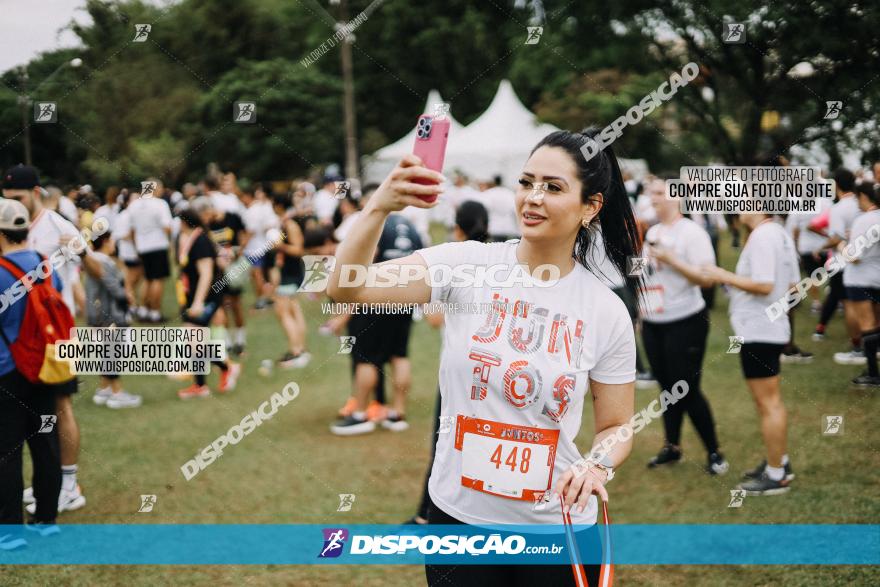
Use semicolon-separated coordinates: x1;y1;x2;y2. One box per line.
530;127;643;298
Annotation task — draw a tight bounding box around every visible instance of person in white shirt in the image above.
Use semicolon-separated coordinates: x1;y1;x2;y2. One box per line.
111;191;145;315
241;185;280;308
329;129;643;586
704;212;800;496
206;175;245;216
313;178;341;226
479;176;521;242
786;196;832;312
639;179;727;474
841;181;880;387
127;189;173;322
813;169;864;362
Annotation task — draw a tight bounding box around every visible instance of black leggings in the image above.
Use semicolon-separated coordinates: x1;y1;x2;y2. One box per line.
642;309;720;454
416;389;442;520
818;271;846;328
0;369;62;524
425;504;601;587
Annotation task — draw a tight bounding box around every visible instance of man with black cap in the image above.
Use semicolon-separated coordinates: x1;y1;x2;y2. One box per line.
0;198;62;548
2;164;90;516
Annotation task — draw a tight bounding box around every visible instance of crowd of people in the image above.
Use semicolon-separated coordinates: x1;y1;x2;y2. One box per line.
0;140;877;574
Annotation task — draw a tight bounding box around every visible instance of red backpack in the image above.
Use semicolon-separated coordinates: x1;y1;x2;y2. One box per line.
0;255;75;384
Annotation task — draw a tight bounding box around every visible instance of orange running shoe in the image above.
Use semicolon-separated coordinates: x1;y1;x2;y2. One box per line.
338;397;357;418
218;363;242;393
366;401;387;422
178;384;210;399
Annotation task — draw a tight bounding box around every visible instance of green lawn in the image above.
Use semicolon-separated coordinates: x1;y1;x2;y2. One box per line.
4;231;878;586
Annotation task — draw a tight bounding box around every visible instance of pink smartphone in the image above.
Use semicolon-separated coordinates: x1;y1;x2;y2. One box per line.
412;114;450;202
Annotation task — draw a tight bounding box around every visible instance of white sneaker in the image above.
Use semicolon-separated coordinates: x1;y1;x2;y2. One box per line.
59;485;86;513
92;387;113;406
22;487;34;505
106;391;142;409
833;350;867;365
25;485;87;515
289;352;312;369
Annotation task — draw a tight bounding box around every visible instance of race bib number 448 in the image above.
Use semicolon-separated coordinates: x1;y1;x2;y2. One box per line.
454;416;559;501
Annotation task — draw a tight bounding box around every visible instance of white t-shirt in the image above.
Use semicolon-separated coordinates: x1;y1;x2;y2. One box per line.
58;196;79;225
843;209;880;288
210;191;244;215
642;218;715;323
634;194;657;226
398;205;432;247
111;209;138;262
242;201;280;257
127;197;172;253
416;240;636;526
785;197;832;254
27;208;80;314
334;211;361;243
313;189;339;223
828;195;860;241
481;187;520;238
729;221;800;344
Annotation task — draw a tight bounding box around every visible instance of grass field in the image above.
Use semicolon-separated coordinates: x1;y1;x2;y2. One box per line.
4;230;879;586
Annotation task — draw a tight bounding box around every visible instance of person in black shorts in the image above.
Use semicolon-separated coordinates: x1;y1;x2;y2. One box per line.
330;189;424;436
175;209;240;399
704;213;799;496
271;193;312;369
193;197;248;356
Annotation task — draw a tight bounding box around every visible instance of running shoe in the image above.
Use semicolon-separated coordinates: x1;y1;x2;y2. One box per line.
635;372;658;390
27;484;87;515
647;444;681;468
218;362;242;393
780;348;814;364
706;452;729;475
811;331;826;342
92;386;112;405
106;391;143;409
737;472;791;496
851;373;880;388
382;411;410;432
834;349;867;365
366;400;387;423
278;351;312;369
22;487;34;505
178;384;210;399
742;460;794;481
338;397;358;418
254;298;271;310
0;534;27;551
330;415;376;436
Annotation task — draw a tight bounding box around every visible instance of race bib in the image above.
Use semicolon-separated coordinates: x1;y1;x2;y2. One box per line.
454;416;559;501
644;285;664;315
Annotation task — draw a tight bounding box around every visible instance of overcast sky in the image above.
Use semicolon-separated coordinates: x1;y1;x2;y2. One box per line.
0;0;95;72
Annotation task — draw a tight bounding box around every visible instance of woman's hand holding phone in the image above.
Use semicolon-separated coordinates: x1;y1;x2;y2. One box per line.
366;154;444;214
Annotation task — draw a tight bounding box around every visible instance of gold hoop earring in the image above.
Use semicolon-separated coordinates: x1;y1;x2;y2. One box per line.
581;218;590;228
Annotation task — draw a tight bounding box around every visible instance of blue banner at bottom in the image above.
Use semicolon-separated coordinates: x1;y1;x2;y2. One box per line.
1;524;876;565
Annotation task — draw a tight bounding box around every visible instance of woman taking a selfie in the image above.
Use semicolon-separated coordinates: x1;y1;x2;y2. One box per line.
328;128;638;586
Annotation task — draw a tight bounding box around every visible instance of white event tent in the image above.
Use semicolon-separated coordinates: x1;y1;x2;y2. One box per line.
362;80;648;188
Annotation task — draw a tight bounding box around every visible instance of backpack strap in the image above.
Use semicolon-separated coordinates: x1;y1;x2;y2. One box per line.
0;256;26;280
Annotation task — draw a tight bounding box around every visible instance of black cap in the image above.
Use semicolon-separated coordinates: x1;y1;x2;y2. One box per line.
3;164;41;190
